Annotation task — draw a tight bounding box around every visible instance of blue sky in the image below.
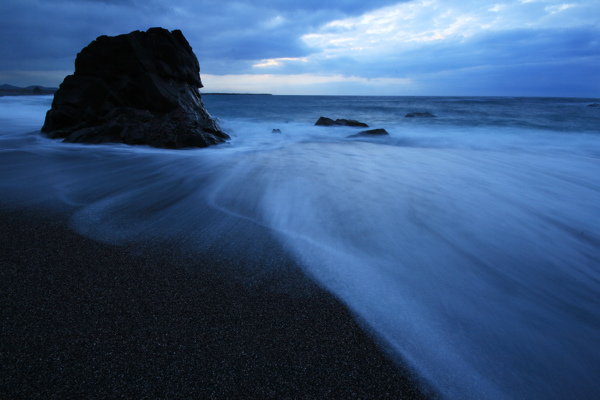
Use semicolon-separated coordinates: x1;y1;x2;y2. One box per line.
0;0;598;96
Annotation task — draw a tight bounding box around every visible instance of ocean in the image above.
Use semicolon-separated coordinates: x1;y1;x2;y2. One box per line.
1;94;600;399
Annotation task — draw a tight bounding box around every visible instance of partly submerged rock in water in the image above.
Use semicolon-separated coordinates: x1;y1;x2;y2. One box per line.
42;27;229;148
347;128;389;138
315;117;369;127
405;112;436;118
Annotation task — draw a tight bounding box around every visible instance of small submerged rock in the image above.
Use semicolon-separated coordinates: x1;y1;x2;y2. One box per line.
347;128;389;138
405;112;436;118
315;117;369;127
272;128;282;133
42;27;229;148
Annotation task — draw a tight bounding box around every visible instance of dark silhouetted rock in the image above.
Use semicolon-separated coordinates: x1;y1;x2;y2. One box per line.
315;117;336;126
588;103;599;107
41;28;229;148
405;112;436;118
315;117;369;127
347;128;389;138
272;128;282;133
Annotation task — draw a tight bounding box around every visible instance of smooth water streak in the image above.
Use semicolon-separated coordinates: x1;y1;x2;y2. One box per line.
1;95;600;399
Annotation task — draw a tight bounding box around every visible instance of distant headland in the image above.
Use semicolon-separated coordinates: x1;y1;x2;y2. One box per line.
0;84;57;96
0;85;271;97
201;93;272;96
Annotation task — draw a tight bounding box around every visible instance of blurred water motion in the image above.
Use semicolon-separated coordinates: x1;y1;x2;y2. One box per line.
1;94;600;399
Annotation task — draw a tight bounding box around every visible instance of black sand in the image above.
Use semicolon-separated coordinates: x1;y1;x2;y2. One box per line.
0;208;435;399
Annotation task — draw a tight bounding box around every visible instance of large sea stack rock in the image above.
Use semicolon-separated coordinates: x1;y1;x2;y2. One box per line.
42;28;229;148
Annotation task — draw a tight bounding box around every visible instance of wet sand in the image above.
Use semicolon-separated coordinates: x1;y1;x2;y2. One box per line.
0;208;435;399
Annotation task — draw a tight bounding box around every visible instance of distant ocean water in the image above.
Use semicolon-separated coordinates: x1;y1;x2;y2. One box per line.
1;94;600;399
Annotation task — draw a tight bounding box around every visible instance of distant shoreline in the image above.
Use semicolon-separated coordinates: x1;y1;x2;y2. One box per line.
0;87;272;97
2;85;597;100
201;93;272;96
0;85;57;97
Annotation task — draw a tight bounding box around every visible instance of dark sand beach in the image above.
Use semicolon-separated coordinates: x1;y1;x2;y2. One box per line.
0;207;434;399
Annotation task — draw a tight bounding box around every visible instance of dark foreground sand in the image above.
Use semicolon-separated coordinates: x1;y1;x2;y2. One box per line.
0;208;435;399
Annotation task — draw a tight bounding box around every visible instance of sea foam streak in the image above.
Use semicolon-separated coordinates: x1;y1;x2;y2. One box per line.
1;95;599;399
206;140;600;399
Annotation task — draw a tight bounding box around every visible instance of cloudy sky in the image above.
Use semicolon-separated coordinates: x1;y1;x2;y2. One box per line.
1;0;598;96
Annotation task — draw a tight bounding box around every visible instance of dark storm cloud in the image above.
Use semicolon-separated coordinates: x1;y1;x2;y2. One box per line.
0;0;165;70
252;20;600;97
251;26;600;77
0;0;404;73
1;0;598;96
159;0;410;67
